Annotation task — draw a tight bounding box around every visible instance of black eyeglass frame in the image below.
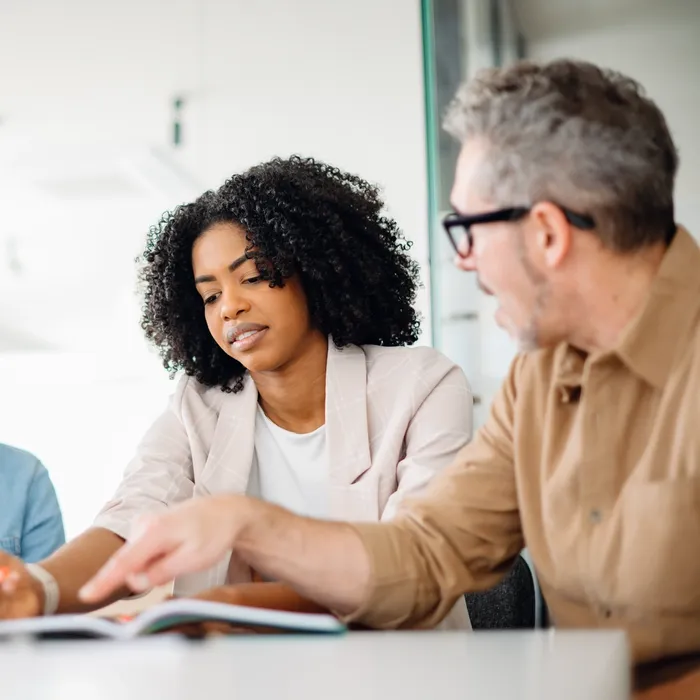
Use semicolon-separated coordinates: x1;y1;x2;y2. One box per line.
442;206;595;256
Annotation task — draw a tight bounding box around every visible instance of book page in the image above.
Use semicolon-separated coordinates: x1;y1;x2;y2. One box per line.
127;599;346;636
0;614;126;640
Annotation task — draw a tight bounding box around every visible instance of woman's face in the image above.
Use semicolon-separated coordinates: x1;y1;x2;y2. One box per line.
192;222;316;374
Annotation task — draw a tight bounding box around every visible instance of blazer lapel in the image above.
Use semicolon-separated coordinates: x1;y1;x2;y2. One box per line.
325;342;371;488
195;374;258;497
196;343;373;513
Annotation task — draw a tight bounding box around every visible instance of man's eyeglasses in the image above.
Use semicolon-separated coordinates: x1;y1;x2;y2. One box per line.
442;206;596;257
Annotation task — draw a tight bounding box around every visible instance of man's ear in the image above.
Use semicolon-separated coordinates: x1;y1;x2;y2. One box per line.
530;202;573;268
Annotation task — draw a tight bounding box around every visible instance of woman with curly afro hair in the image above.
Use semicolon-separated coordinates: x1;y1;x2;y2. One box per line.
1;157;472;631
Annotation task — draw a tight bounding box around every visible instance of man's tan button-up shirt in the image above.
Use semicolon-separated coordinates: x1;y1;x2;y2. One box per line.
348;227;700;669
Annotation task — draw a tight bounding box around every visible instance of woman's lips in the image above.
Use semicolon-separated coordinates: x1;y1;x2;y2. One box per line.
227;326;269;351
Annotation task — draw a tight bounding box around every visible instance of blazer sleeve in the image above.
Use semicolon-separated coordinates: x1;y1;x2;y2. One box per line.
380;361;473;522
344;355;525;630
93;375;196;541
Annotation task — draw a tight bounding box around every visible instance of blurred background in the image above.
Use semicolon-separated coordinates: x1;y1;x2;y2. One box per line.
0;0;698;538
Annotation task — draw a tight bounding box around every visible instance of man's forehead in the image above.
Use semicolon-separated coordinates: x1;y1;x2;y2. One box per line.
450;139;492;213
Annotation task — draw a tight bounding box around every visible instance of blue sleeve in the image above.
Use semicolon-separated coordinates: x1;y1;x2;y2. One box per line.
21;462;66;563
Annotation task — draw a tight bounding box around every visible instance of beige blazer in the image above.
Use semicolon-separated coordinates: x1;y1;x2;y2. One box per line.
94;341;473;629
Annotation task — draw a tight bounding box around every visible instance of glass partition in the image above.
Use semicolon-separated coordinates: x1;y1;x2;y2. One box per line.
422;0;523;427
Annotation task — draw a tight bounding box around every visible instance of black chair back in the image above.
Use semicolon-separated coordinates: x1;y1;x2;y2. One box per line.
464;554;536;629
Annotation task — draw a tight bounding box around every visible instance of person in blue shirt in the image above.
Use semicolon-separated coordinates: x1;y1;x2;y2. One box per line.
0;444;65;562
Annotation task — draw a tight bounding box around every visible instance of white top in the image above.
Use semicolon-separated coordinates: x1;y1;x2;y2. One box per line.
247;406;329;519
0;630;630;700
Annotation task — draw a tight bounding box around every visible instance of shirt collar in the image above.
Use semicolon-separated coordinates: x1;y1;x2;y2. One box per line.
554;226;700;393
614;226;700;389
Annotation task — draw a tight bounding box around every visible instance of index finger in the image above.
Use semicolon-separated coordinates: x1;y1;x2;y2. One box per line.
78;523;173;603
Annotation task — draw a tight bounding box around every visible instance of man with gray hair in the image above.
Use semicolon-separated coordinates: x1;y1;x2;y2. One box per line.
78;59;700;696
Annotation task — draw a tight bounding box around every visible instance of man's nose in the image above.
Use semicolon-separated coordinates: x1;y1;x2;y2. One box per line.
454;247;477;272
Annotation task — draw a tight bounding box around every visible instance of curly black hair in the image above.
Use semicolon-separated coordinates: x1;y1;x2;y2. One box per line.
139;155;422;392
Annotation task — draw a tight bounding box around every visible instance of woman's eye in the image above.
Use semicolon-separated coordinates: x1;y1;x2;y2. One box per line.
242;276;262;285
203;294;219;305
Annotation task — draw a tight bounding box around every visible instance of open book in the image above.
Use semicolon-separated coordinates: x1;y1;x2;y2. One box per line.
0;598;346;640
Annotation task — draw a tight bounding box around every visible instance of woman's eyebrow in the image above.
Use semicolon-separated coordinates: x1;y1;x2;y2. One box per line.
194;254;250;284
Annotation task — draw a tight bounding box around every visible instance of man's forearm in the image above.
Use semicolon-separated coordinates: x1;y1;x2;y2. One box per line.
234;501;371;614
40;527;132;613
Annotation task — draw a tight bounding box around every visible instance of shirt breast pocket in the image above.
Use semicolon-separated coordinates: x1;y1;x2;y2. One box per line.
0;537;20;557
616;480;700;613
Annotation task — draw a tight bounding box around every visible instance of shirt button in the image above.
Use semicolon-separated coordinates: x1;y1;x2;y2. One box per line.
589;509;602;524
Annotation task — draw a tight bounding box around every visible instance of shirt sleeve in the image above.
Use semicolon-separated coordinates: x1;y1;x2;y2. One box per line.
343;355;525;630
21;461;66;563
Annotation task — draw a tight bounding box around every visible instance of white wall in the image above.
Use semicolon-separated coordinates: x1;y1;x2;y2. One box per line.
0;0;430;352
527;7;700;239
0;0;429;537
0;355;174;540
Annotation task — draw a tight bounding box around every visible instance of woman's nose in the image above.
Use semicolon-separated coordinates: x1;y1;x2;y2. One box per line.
219;287;250;320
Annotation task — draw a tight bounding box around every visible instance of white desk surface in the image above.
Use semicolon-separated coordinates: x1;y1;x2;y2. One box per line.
0;630;630;699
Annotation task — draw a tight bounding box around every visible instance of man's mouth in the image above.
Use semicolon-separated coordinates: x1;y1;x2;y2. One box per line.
477;280;495;296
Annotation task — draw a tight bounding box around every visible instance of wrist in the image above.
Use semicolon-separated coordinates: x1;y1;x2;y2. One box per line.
230;496;271;557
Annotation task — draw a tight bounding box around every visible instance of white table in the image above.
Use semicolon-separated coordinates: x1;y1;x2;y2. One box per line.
0;630;630;699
